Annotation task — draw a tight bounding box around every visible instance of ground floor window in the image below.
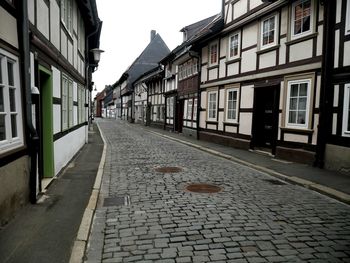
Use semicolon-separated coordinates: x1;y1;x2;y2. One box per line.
285;78;311;129
166;97;174;119
225;87;239;123
0;49;23;154
61;74;73;130
207;91;218;121
343;84;350;137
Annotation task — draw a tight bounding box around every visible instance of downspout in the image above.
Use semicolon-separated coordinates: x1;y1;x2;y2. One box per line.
314;1;335;168
19;0;39;204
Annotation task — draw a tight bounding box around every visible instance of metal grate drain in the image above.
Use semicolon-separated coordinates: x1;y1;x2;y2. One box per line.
103;195;130;207
264;179;287;185
154;166;183;173
186;183;222;193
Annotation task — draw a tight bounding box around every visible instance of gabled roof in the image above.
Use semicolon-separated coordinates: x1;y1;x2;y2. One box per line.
113;33;170;94
180;15;218;42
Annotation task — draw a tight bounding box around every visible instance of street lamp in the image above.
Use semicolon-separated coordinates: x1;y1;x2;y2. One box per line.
90;48;104;70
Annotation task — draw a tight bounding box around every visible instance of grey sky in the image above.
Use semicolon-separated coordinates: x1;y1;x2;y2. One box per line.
92;0;221;95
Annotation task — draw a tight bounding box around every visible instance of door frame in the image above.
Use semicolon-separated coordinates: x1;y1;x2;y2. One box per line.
38;65;54;178
251;85;280;155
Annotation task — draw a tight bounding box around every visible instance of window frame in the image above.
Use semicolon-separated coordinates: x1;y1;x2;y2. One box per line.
61;0;73;33
285;79;312;129
291;0;314;40
225;87;239;123
260;14;279;50
228;31;241;60
342;84;350;137
209;41;219;66
0;49;24;154
207;90;218;121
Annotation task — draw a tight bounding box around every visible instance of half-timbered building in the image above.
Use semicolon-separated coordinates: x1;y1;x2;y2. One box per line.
198;0;325;164
0;0;102;225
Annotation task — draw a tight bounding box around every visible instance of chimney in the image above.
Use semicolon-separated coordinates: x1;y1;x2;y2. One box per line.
150;30;156;42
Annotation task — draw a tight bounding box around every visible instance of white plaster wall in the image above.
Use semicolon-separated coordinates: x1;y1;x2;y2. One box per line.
73;38;78;69
332;113;337;135
336;0;342;24
200;111;206;128
30;52;35;88
280;7;288;36
202;46;208;64
28;0;35;24
239;113;252;135
0;7;18;48
312;114;319;145
315;75;321;108
219;59;226;78
68;41;73;65
208;68;218;81
289;40;313;62
50;0;60;49
73;82;77;101
220;36;228;58
318;3;324;22
219;89;225;108
227;62;239;76
241;49;257;73
233;0;247;20
53;104;61;134
207;124;216;130
279;38;287;65
334;30;340;68
279;81;285;109
284;134;308;143
201;91;207;109
334;85;339;107
74;106;78;125
226;3;233;24
54;126;86;176
250;0;262;10
259;51;276;69
61;29;67;59
317;25;323;57
37;0;50;40
240;85;254;108
52;66;61;98
201;66;208;82
343;41;350;67
226;126;237;133
242;23;258;49
218;112;224;131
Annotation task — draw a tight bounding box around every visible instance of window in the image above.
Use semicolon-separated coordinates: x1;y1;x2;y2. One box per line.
343;84;350;136
0;50;23;154
61;75;73;130
78;13;85;53
78;85;86;124
228;33;240;59
261;15;278;49
291;0;313;39
209;42;218;65
61;0;73;33
286;79;311;129
167;97;174;118
226;88;239;122
346;0;350;35
193;98;197;121
207;91;218;121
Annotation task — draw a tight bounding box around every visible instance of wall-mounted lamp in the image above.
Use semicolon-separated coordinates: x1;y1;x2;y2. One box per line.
90;48;104;64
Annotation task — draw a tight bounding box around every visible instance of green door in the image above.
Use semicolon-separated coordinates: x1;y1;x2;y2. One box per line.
39;66;54;178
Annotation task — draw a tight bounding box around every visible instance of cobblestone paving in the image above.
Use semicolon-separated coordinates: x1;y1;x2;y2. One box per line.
86;119;350;263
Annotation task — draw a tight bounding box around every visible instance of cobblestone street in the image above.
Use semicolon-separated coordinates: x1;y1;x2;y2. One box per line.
86;119;350;262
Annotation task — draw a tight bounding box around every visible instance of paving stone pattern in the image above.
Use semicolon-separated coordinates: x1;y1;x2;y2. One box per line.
86;119;350;262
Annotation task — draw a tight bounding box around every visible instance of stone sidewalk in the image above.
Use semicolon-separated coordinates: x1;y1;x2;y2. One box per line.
85;119;350;263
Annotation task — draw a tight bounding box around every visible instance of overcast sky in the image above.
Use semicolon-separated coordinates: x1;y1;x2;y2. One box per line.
92;0;221;95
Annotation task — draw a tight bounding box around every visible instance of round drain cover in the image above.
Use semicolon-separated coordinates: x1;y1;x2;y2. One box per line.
186;183;222;193
154;166;182;173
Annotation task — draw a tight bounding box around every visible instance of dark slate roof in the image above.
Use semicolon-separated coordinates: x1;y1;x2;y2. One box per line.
180;15;218;42
114;33;170;93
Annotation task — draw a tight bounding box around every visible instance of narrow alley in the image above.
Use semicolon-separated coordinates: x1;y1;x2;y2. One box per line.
85;119;350;262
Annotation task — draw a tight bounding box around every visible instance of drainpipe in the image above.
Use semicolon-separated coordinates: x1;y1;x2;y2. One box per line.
19;0;39;204
314;1;335;168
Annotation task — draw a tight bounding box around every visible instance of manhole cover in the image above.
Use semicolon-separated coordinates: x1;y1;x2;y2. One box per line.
186;183;222;193
154;166;182;173
264;179;286;185
103;196;130;207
